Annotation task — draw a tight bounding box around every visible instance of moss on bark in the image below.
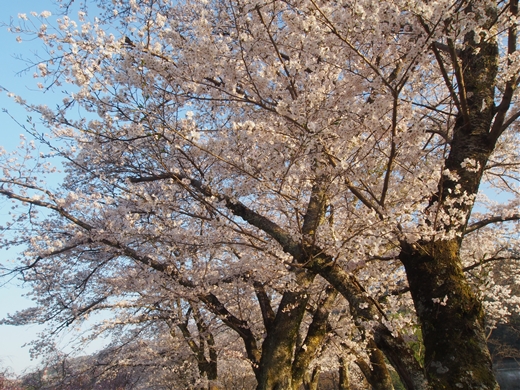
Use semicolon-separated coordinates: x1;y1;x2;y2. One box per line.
400;240;498;389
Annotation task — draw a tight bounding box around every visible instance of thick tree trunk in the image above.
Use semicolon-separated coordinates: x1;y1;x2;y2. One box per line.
400;240;498;389
397;2;508;388
401;43;499;386
256;271;314;390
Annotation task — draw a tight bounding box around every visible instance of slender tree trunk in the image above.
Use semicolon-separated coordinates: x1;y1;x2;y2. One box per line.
302;366;320;390
206;347;219;390
355;340;394;390
201;360;219;390
338;357;350;390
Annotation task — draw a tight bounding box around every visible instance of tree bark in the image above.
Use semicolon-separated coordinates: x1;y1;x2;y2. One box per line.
355;340;394;390
174;306;220;388
302;366;320;390
291;286;338;390
398;1;510;388
256;271;315;390
338;357;350;390
400;240;497;389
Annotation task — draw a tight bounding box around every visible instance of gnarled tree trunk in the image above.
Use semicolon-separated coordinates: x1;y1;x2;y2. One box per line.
400;240;496;389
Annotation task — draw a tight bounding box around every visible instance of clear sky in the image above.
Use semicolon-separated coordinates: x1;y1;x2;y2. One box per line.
0;0;77;375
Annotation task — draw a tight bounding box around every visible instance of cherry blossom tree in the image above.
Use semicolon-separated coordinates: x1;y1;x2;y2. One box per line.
0;362;22;390
1;0;520;389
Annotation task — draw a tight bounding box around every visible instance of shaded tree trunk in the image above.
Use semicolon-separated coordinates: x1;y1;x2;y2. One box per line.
175;305;221;389
256;271;314;390
355;340;394;390
400;240;497;389
338;357;350;390
302;366;320;390
291;286;338;390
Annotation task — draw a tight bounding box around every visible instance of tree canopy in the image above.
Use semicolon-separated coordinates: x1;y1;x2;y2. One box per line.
1;0;520;389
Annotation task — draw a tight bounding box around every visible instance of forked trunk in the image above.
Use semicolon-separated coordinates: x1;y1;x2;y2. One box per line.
255;272;314;390
302;366;320;390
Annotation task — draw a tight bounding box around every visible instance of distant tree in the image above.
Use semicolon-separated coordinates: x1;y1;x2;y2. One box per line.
0;363;22;390
2;0;520;389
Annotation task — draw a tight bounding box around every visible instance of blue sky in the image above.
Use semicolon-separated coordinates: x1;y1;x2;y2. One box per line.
0;0;76;375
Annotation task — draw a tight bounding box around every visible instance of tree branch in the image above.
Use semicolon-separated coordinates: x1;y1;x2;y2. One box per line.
129;172;305;259
464;214;520;234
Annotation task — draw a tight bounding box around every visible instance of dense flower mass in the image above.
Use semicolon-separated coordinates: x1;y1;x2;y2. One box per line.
1;0;519;389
